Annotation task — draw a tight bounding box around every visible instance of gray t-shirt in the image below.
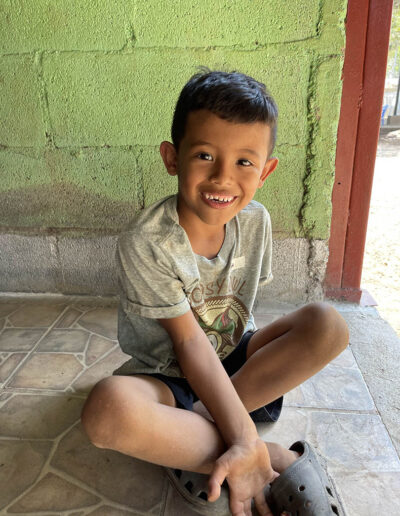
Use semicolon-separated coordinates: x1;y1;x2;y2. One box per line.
114;194;273;378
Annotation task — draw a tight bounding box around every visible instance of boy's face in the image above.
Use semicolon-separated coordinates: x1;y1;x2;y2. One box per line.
160;110;278;230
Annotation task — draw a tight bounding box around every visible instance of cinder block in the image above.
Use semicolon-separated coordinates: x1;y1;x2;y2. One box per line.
58;236;118;295
0;234;317;302
319;0;348;54
132;49;311;147
43;53;139;147
0;234;119;295
0;56;46;147
0;148;140;230
135;0;320;48
43;50;310;147
138;146;178;207
0;0;133;53
254;144;306;236
258;238;310;302
0;234;60;293
301;58;343;239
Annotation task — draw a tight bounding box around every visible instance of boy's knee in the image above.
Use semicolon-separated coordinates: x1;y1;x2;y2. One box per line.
81;376;124;449
299;302;349;357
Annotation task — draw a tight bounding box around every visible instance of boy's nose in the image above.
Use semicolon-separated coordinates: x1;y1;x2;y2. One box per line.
209;162;233;185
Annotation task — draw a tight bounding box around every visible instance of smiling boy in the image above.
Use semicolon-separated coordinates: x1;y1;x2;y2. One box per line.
82;70;348;516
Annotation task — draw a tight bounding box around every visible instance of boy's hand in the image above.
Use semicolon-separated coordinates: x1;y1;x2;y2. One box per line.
208;438;279;516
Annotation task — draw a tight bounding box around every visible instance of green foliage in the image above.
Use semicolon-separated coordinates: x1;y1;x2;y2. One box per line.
388;0;400;77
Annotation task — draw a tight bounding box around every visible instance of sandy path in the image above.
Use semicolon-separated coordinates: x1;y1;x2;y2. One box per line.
361;133;400;336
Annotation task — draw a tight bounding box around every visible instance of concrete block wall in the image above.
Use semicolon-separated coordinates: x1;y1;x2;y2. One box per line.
0;0;347;299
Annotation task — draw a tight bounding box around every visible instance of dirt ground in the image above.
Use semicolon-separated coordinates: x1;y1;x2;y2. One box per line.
361;130;400;336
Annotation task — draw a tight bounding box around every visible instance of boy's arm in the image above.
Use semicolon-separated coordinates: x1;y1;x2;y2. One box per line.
158;310;278;514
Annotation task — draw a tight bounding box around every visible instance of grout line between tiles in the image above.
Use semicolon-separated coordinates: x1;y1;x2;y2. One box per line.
347;342;400;462
2;305;72;389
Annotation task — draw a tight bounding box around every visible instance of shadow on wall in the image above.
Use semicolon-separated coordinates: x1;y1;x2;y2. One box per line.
0;184;139;231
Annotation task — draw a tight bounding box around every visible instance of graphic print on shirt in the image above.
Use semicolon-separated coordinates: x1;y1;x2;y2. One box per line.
188;276;249;360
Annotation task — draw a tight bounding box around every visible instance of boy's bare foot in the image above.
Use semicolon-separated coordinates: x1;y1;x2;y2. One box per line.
266;442;301;475
266;444;302;516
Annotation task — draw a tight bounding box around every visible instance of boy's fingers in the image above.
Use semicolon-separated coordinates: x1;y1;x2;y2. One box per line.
207;463;227;502
243;498;252;515
207;478;221;502
271;470;280;483
254;490;273;516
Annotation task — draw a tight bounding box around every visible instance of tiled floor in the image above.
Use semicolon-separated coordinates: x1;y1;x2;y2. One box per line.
1;299;399;515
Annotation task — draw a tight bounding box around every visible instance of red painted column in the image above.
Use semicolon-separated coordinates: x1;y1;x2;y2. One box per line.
341;0;393;291
325;0;369;291
325;0;393;302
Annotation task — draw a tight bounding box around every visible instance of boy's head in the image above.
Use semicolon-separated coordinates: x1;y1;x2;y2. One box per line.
171;68;278;157
160;69;279;232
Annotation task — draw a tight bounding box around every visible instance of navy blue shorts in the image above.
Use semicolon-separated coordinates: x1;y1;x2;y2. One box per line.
143;331;283;423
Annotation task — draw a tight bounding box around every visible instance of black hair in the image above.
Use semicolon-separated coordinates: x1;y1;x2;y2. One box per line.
171;68;278;155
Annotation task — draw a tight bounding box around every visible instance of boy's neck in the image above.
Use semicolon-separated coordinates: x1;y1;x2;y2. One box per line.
179;216;226;259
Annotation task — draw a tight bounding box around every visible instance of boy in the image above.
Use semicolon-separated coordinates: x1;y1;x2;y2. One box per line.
82;70;348;516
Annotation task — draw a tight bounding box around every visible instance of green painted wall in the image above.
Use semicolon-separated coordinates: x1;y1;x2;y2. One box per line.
0;0;347;239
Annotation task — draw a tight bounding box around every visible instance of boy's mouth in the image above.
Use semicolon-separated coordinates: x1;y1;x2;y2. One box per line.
201;192;237;208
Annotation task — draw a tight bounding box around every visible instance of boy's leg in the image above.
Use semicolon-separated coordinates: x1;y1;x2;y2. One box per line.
194;302;349;417
81;374;298;475
82;374;225;474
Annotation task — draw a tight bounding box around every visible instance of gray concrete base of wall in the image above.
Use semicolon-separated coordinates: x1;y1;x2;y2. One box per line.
0;234;329;303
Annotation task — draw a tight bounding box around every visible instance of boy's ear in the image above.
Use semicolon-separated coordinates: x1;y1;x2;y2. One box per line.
160;141;178;176
258;157;278;188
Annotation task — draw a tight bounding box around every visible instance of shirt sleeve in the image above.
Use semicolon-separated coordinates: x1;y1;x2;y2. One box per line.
258;210;273;287
116;232;191;319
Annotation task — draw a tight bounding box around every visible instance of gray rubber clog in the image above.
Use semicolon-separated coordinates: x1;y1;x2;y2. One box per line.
267;441;345;516
164;467;231;515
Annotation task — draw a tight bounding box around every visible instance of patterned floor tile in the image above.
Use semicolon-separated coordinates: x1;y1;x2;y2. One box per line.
0;392;13;402
77;308;117;340
85;335;116;366
333;470;400;516
0;394;84;439
309;411;400;472
284;363;375;411
330;347;358;368
37;329;90;353
55;307;86;328
72;347;129;394
8;353;83;390
8;304;66;327
0;300;397;516
0;328;46;351
0;353;26;383
51;423;166;512
0;440;52;510
86;507;141;515
7;472;101;513
257;407;309;448
0;303;22;319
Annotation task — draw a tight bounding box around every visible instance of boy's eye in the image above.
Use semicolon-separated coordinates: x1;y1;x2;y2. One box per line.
238;159;252;166
197;152;213;161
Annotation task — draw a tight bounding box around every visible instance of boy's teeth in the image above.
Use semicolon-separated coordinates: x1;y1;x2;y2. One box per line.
204;194;234;202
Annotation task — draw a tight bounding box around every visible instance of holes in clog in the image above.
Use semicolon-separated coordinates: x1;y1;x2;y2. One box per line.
331;504;339;514
298;485;305;491
288;495;293;502
198;491;208;501
174;469;182;479
326;486;333;497
184;480;193;493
